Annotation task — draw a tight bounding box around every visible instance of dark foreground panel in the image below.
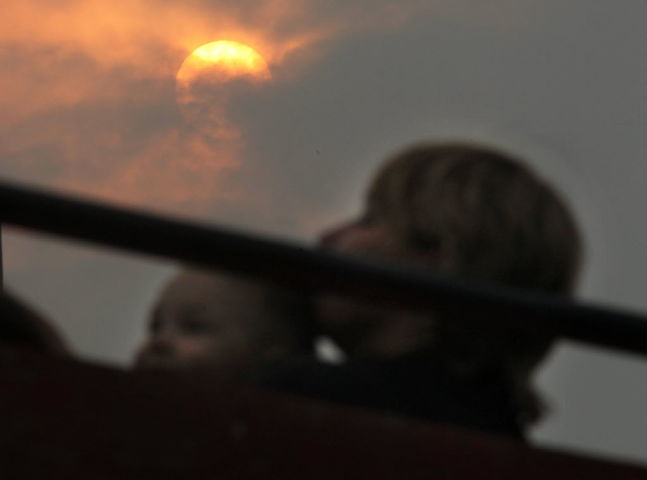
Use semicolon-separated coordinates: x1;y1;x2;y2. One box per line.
0;347;644;479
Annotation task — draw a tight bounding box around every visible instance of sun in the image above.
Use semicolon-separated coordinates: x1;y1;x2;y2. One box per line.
175;40;271;137
176;40;271;85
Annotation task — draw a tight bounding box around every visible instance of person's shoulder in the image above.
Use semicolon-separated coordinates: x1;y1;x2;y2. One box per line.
0;291;69;356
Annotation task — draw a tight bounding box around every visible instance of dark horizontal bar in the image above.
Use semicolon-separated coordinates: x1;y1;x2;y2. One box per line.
0;180;646;357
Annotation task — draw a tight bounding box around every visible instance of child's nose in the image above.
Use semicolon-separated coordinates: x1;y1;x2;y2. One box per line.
150;329;176;355
319;221;356;249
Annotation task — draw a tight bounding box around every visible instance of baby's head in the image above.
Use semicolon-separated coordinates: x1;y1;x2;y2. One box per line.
134;270;313;378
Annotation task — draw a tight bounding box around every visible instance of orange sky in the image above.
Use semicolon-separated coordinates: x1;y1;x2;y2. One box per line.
0;0;433;214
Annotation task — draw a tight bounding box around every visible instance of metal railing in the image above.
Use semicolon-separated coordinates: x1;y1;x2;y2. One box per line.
0;179;646;357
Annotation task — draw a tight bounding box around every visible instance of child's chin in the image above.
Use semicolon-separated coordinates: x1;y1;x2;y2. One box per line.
133;355;182;372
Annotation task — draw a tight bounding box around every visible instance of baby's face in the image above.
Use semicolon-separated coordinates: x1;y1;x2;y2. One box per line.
134;272;259;376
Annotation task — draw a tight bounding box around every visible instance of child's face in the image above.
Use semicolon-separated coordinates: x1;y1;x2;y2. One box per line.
319;213;394;257
316;213;436;355
134;272;260;375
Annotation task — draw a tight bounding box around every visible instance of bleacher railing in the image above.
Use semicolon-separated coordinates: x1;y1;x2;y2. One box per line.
1;180;647;357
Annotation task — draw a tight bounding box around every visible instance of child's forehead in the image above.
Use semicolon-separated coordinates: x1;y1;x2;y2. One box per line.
157;270;266;311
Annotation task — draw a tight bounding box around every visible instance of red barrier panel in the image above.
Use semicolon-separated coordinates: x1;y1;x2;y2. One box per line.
0;350;647;480
0;348;645;480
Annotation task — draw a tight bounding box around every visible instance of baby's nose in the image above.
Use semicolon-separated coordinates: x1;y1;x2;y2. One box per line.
149;330;177;355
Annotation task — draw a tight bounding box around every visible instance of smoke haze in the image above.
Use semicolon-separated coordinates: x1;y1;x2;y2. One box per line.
3;0;647;465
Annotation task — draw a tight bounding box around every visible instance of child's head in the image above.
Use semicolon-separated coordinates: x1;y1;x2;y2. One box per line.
318;142;583;424
134;270;313;377
324;141;581;292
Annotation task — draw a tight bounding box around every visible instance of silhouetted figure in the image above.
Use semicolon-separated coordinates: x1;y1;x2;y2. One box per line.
259;142;582;439
0;290;69;356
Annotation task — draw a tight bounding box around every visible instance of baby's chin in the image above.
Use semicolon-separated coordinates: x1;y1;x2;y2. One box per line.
133;355;174;372
132;351;200;372
132;354;250;382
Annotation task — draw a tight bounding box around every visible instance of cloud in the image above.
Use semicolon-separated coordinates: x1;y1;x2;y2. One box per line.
1;0;537;216
0;0;438;215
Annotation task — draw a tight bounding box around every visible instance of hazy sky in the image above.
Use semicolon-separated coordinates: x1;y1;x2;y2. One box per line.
3;0;647;465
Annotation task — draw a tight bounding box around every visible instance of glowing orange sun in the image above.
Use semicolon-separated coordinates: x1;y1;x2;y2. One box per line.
175;40;271;138
176;40;271;86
